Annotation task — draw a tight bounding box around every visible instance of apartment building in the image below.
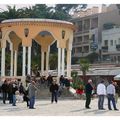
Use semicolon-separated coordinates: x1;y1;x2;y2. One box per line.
71;4;120;63
102;26;120;63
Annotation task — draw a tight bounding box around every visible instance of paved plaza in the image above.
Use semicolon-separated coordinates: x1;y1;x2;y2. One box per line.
0;98;120;116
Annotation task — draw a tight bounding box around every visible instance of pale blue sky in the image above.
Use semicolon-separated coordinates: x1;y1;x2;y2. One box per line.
0;4;103;11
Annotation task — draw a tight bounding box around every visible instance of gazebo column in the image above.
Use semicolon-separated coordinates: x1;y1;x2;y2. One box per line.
14;50;17;76
22;46;26;76
58;48;61;77
67;49;72;78
10;47;14;76
46;49;49;76
1;47;5;77
27;46;31;75
41;51;45;76
61;48;65;76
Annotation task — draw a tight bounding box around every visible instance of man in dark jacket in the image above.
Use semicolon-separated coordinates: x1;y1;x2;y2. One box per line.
19;83;25;94
50;80;59;103
1;80;8;104
59;75;65;86
85;79;93;109
8;79;13;104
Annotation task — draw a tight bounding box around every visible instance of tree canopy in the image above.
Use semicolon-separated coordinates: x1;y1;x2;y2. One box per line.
0;4;87;20
0;4;87;74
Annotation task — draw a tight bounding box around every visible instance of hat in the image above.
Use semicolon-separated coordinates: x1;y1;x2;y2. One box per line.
88;79;92;83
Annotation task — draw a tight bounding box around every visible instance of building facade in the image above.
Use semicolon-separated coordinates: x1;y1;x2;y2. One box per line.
102;26;120;63
71;4;120;63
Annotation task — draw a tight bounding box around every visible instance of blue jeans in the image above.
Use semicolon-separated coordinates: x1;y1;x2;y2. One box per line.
51;91;58;103
29;96;35;108
98;95;105;109
107;94;117;110
12;95;16;106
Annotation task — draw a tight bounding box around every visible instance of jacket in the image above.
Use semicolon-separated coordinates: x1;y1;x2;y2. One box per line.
50;84;59;93
28;83;37;98
85;83;93;94
97;83;106;95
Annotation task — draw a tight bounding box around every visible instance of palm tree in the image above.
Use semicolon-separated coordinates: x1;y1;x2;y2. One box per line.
0;5;20;19
80;58;90;85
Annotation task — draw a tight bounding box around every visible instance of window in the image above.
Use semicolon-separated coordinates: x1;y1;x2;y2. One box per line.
77;36;82;43
110;40;113;46
77;21;82;32
118;38;120;44
77;47;82;53
84;46;89;53
104;40;108;46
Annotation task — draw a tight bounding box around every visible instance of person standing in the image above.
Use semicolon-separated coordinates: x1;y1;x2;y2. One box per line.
19;83;25;94
50;80;59;103
12;81;18;106
1;80;8;104
106;81;119;110
85;79;93;109
8;79;13;104
28;80;37;109
59;75;65;87
113;82;120;103
97;80;106;110
47;74;53;87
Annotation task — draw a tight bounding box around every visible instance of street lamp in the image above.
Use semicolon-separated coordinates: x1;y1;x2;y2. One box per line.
62;30;65;39
24;28;29;37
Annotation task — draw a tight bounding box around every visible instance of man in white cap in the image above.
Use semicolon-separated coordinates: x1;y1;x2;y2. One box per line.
85;79;93;109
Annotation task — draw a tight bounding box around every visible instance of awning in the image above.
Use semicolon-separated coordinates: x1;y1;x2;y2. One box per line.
114;74;120;80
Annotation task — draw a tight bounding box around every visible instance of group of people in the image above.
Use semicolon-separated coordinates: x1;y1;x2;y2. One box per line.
85;79;120;111
1;76;120;111
1;78;38;109
1;78;19;106
0;75;66;108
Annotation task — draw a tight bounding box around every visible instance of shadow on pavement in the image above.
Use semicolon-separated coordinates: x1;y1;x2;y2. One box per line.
36;103;51;106
70;108;86;112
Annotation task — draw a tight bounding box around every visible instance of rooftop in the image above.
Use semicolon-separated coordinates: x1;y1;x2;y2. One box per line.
2;18;73;25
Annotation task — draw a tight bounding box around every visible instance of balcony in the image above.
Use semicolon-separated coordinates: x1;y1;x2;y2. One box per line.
82;41;89;44
73;42;82;46
102;46;108;52
116;44;120;51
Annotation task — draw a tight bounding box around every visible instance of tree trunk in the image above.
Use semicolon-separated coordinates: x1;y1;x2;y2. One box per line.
83;71;87;85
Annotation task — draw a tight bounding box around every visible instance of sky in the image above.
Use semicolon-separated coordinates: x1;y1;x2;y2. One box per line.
0;4;103;11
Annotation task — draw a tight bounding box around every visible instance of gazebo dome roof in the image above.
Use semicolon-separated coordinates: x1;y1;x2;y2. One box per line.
2;18;73;25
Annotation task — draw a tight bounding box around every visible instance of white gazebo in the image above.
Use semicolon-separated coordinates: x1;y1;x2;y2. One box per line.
0;18;75;82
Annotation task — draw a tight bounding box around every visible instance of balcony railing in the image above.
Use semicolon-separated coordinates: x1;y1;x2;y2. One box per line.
73;41;82;45
82;41;89;44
